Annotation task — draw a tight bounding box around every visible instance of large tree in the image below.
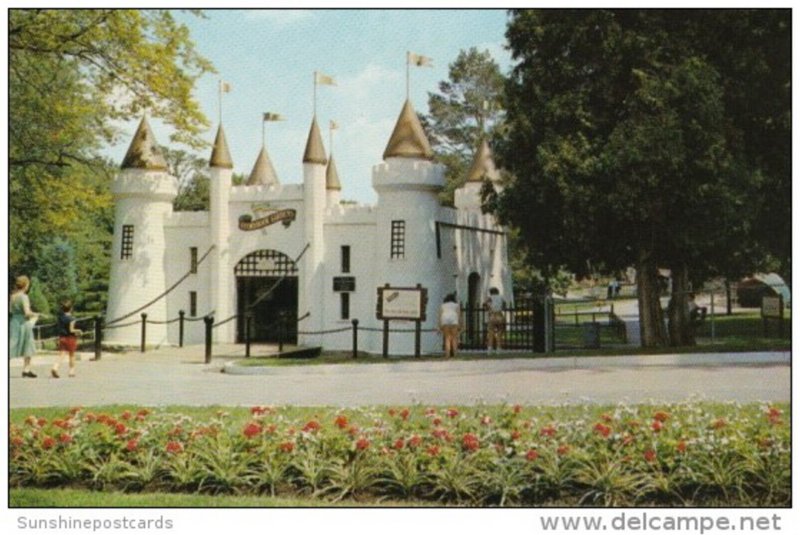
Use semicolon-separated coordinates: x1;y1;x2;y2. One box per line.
495;10;790;347
9;10;213;298
424;47;505;205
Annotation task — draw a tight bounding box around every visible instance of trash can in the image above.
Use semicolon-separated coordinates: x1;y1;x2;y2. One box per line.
582;322;600;349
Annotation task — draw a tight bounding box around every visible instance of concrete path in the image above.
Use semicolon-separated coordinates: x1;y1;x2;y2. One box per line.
9;346;790;409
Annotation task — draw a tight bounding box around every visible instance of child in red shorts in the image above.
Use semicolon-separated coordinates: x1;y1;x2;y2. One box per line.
53;300;82;378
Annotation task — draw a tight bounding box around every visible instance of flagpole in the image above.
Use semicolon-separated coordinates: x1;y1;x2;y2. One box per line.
313;71;317;117
406;51;410;100
262;117;266;147
218;79;222;124
330;124;333;155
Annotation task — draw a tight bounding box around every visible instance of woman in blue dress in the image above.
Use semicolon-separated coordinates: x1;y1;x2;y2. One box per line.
10;275;39;378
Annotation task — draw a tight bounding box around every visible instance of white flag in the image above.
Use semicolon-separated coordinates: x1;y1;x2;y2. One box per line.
315;71;337;86
408;52;433;67
330;120;339;130
263;112;285;121
220;80;232;93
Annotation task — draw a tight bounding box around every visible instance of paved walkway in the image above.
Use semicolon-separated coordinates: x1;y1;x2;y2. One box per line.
9;346;790;409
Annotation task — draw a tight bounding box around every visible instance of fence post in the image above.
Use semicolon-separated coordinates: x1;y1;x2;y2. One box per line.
710;292;716;344
414;319;421;358
382;320;389;358
245;313;252;358
93;316;103;361
204;316;213;364
352;319;359;359
140;313;147;353
179;310;185;348
278;312;285;353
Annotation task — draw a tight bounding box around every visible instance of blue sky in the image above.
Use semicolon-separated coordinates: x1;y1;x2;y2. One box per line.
110;9;513;204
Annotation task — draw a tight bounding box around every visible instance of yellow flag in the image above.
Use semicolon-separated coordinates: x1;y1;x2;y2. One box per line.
315;71;336;86
263;112;285;121
220;80;232;93
408;52;433;67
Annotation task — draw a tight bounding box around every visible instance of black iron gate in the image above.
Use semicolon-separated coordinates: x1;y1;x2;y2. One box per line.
459;297;541;350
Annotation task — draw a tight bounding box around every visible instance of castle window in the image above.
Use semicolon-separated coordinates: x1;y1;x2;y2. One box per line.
190;247;198;274
340;292;350;320
189;291;197;317
121;225;134;259
341;245;351;273
390;220;405;259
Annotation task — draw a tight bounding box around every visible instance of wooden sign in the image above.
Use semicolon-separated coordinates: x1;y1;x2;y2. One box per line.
333;277;356;292
376;285;427;321
238;209;296;231
761;296;783;319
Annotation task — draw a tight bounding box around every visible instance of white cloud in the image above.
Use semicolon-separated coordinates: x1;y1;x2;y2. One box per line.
244;10;314;27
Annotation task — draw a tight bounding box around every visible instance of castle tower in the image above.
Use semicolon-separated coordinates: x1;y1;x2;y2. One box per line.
247;144;279;186
373;99;446;354
105;116;177;345
454;137;501;211
326;154;342;207
208;124;235;342
300;117;328;345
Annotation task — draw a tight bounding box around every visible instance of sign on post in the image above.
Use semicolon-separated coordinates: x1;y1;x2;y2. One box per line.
761;295;784;337
376;285;428;321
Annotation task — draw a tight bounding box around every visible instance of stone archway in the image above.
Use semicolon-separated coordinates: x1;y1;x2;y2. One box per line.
234;249;298;343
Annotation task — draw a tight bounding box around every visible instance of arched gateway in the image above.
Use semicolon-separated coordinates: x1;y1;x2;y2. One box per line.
234;249;298;343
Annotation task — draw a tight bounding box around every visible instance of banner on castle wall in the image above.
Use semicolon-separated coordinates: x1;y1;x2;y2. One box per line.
238;207;296;231
376;285;428;321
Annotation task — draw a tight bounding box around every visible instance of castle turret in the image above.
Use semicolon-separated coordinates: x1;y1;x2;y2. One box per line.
105;116;177;345
208;124;235;341
373;99;445;354
300;117;328;345
247;145;279;187
326;154;341;206
454;137;500;211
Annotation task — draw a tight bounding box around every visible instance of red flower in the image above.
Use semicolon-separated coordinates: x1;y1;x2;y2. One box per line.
279;441;295;453
557;444;570;456
37;418;47;427
425;407;437;416
446;408;459;419
513;404;523;414
644;449;657;463
388;408;397;417
593;423;612;438
432;428;452;442
711;418;727;430
302;420;321;433
11;437;24;447
461;433;480;452
426;445;440;456
525;449;539;461
651;420;663;433
393;438;405;450
165;441;184;454
432;417;442;426
120;410;132;421
265;424;277;434
53;419;69;430
126;439;138;452
243;422;262;438
334;414;349;429
676;440;687;454
115;422;127;436
400;408;410;421
347;425;359;437
408;434;422;448
136;408;151;418
84;413;97;424
540;425;556;438
355;437;371;451
250;406;268;416
510;430;521;441
41;436;56;450
600;413;613;423
653;411;670;422
58;433;72;444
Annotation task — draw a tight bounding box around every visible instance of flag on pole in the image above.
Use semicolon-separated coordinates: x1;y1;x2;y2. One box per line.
329;120;338;130
220;80;232;93
315;72;337;86
263;112;285;121
408;52;433;67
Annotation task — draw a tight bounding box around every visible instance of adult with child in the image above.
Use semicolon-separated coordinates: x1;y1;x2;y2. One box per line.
484;287;506;354
438;293;462;358
9;275;39;378
53;300;82;378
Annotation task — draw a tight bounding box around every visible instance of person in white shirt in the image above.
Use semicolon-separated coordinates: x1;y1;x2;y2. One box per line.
438;293;462;358
484;287;505;354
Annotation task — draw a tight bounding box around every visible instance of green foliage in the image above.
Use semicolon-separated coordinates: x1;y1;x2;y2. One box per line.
424;47;505;205
26;277;51;319
163;145;210;211
35;237;79;313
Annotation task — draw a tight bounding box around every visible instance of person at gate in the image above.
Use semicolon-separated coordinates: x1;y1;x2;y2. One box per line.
53;300;82;378
438;293;462;358
9;275;39;378
484;287;506;354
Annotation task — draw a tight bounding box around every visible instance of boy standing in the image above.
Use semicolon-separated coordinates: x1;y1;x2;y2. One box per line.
53;301;82;378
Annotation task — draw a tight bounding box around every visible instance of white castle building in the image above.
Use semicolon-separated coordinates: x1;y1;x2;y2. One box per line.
104;98;511;355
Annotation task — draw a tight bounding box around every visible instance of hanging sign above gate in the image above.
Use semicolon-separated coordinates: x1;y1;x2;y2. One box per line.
238;208;296;231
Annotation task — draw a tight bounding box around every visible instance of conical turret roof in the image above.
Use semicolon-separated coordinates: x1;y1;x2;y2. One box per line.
326;155;341;190
120;116;168;170
303;117;328;165
382;99;434;161
466;138;500;182
247;145;279;186
209;125;233;169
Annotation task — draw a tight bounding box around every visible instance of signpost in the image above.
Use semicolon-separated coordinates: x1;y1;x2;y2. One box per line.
376;284;428;358
761;296;784;337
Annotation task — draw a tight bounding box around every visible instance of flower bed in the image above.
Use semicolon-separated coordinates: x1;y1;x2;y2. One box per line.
9;402;790;506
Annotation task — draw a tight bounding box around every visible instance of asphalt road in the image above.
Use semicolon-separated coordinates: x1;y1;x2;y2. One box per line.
9;347;790;408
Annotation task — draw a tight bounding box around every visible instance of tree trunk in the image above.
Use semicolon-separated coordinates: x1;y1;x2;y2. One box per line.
667;263;695;346
636;254;668;347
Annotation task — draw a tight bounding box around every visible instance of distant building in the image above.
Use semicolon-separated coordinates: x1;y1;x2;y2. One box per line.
104;98;511;354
